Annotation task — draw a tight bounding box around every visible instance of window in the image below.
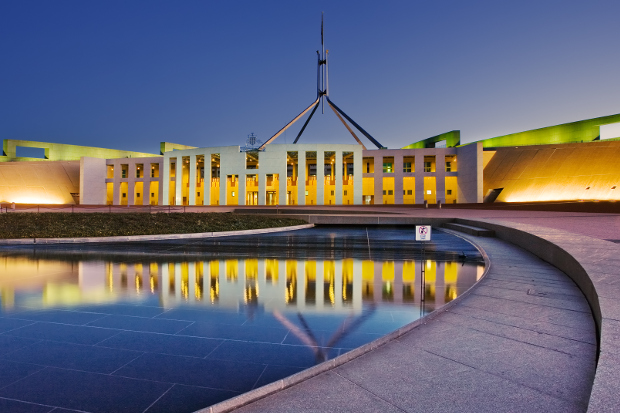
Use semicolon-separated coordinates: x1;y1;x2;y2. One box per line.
137;193;141;198
447;189;452;195
232;191;236;197
424;162;432;173
136;164;143;178
344;190;348;196
197;192;201;197
331;190;334;195
382;190;386;195
151;163;159;178
445;155;457;172
122;193;126;198
388;190;393;195
426;190;432;195
403;162;412;173
151;193;155;197
408;190;413;195
383;157;394;173
121;164;128;178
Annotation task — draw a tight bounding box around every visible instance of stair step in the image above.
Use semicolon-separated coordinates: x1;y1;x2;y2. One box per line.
442;223;495;237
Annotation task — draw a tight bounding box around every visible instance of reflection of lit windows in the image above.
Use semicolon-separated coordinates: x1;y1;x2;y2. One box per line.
383;163;393;173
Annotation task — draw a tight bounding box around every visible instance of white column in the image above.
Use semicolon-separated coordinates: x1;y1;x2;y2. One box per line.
175;160;183;206
297;151;306;205
162;157;170;206
415;152;425;205
316;150;324;205
353;151;363;205
189;155;197;206
258;174;266;205
335;151;343;205
204;152;211;206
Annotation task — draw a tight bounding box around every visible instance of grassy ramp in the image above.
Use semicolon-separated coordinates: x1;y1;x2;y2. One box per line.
0;213;307;239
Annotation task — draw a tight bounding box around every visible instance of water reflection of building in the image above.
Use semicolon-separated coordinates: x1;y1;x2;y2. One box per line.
0;256;483;312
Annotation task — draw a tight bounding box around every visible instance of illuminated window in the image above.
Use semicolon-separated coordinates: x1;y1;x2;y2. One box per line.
383;163;393;173
426;190;432;195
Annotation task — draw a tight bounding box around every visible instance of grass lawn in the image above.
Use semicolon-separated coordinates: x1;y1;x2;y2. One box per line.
0;213;307;239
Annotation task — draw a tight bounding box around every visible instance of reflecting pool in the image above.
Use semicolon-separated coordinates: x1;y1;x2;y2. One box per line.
0;226;483;413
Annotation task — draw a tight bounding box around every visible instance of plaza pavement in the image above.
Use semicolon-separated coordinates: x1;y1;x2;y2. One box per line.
200;205;620;412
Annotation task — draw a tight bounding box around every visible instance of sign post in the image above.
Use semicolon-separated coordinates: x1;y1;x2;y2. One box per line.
415;226;431;304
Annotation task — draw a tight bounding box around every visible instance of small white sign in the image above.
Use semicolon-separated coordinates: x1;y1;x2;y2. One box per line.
416;225;431;241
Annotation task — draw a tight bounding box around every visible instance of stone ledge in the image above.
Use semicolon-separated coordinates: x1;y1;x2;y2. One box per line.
0;224;314;245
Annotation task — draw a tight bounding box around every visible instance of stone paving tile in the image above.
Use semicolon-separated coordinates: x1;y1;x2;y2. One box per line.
450;304;596;344
340;359;581;413
0;398;54;413
482;278;585;296
472;285;591;312
461;294;594;330
600;318;620;356
235;370;405;413
438;310;595;357
0;367;171;413
587;351;620;413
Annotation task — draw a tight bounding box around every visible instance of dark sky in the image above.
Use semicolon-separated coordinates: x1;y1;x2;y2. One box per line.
1;0;619;153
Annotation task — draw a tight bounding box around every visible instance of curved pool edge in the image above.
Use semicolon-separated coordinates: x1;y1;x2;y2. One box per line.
0;223;314;245
198;228;493;413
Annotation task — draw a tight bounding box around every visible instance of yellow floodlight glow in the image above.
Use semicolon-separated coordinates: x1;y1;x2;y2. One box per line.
7;195;67;205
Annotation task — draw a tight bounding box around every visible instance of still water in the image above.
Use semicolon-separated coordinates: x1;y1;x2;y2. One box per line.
0;226;484;413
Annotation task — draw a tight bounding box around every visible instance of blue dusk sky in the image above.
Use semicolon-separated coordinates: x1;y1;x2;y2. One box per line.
1;0;619;153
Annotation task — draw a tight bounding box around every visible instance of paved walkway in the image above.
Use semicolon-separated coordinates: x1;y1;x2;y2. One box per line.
212;234;597;412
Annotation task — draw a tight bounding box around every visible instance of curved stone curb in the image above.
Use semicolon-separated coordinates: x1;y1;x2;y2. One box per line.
197;229;492;413
0;224;314;245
